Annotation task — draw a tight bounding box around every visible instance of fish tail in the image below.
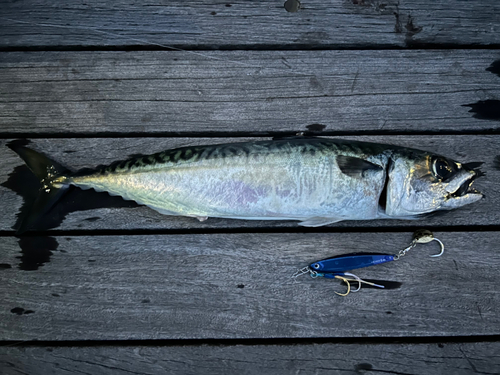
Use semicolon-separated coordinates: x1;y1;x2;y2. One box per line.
8;143;70;233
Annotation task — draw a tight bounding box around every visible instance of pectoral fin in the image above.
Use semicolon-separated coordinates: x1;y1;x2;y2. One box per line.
298;217;342;227
337;155;382;178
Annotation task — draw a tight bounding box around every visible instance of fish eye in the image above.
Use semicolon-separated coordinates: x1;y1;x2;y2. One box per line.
432;158;457;181
313;263;320;269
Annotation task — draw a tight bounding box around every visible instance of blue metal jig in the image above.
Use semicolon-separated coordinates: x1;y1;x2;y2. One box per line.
309;253;395;273
292;229;445;296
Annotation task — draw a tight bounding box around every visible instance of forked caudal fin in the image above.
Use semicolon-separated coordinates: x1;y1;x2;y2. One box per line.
8;143;70;234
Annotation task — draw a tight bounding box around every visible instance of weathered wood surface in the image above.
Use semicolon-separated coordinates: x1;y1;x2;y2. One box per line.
1;1;499;48
1;136;497;232
1;51;499;135
1;0;500;370
2;342;499;375
1;232;498;341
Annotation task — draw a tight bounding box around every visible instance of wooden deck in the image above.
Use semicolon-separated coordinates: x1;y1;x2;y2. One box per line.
1;1;500;374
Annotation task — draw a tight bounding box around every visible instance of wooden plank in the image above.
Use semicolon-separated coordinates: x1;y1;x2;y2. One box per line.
1;342;499;375
1;1;499;48
1;50;499;135
1;136;497;232
0;231;499;341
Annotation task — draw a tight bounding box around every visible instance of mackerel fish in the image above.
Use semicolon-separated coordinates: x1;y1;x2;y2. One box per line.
9;137;483;232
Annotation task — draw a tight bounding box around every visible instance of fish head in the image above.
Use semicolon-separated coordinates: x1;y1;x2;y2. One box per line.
385;150;484;218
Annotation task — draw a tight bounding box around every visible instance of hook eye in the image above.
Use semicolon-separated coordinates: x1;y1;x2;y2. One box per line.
429;238;445;257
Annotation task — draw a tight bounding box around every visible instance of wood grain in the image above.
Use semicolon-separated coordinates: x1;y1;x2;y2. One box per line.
1;0;498;369
1;342;499;375
1;1;499;48
1;136;497;232
1;231;499;341
1;51;499;135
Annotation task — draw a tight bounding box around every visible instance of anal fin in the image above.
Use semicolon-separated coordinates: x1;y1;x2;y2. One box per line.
298;217;342;227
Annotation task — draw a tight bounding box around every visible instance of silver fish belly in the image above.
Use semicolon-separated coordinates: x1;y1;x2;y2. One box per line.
68;139;390;226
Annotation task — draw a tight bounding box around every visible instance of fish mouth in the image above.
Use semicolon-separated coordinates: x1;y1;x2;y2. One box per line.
449;170;483;198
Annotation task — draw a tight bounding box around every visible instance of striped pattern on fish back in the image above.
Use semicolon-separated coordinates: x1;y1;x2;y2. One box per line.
76;138;391;177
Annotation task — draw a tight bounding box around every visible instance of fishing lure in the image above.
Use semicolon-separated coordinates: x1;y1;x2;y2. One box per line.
292;254;390;296
292;229;445;296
